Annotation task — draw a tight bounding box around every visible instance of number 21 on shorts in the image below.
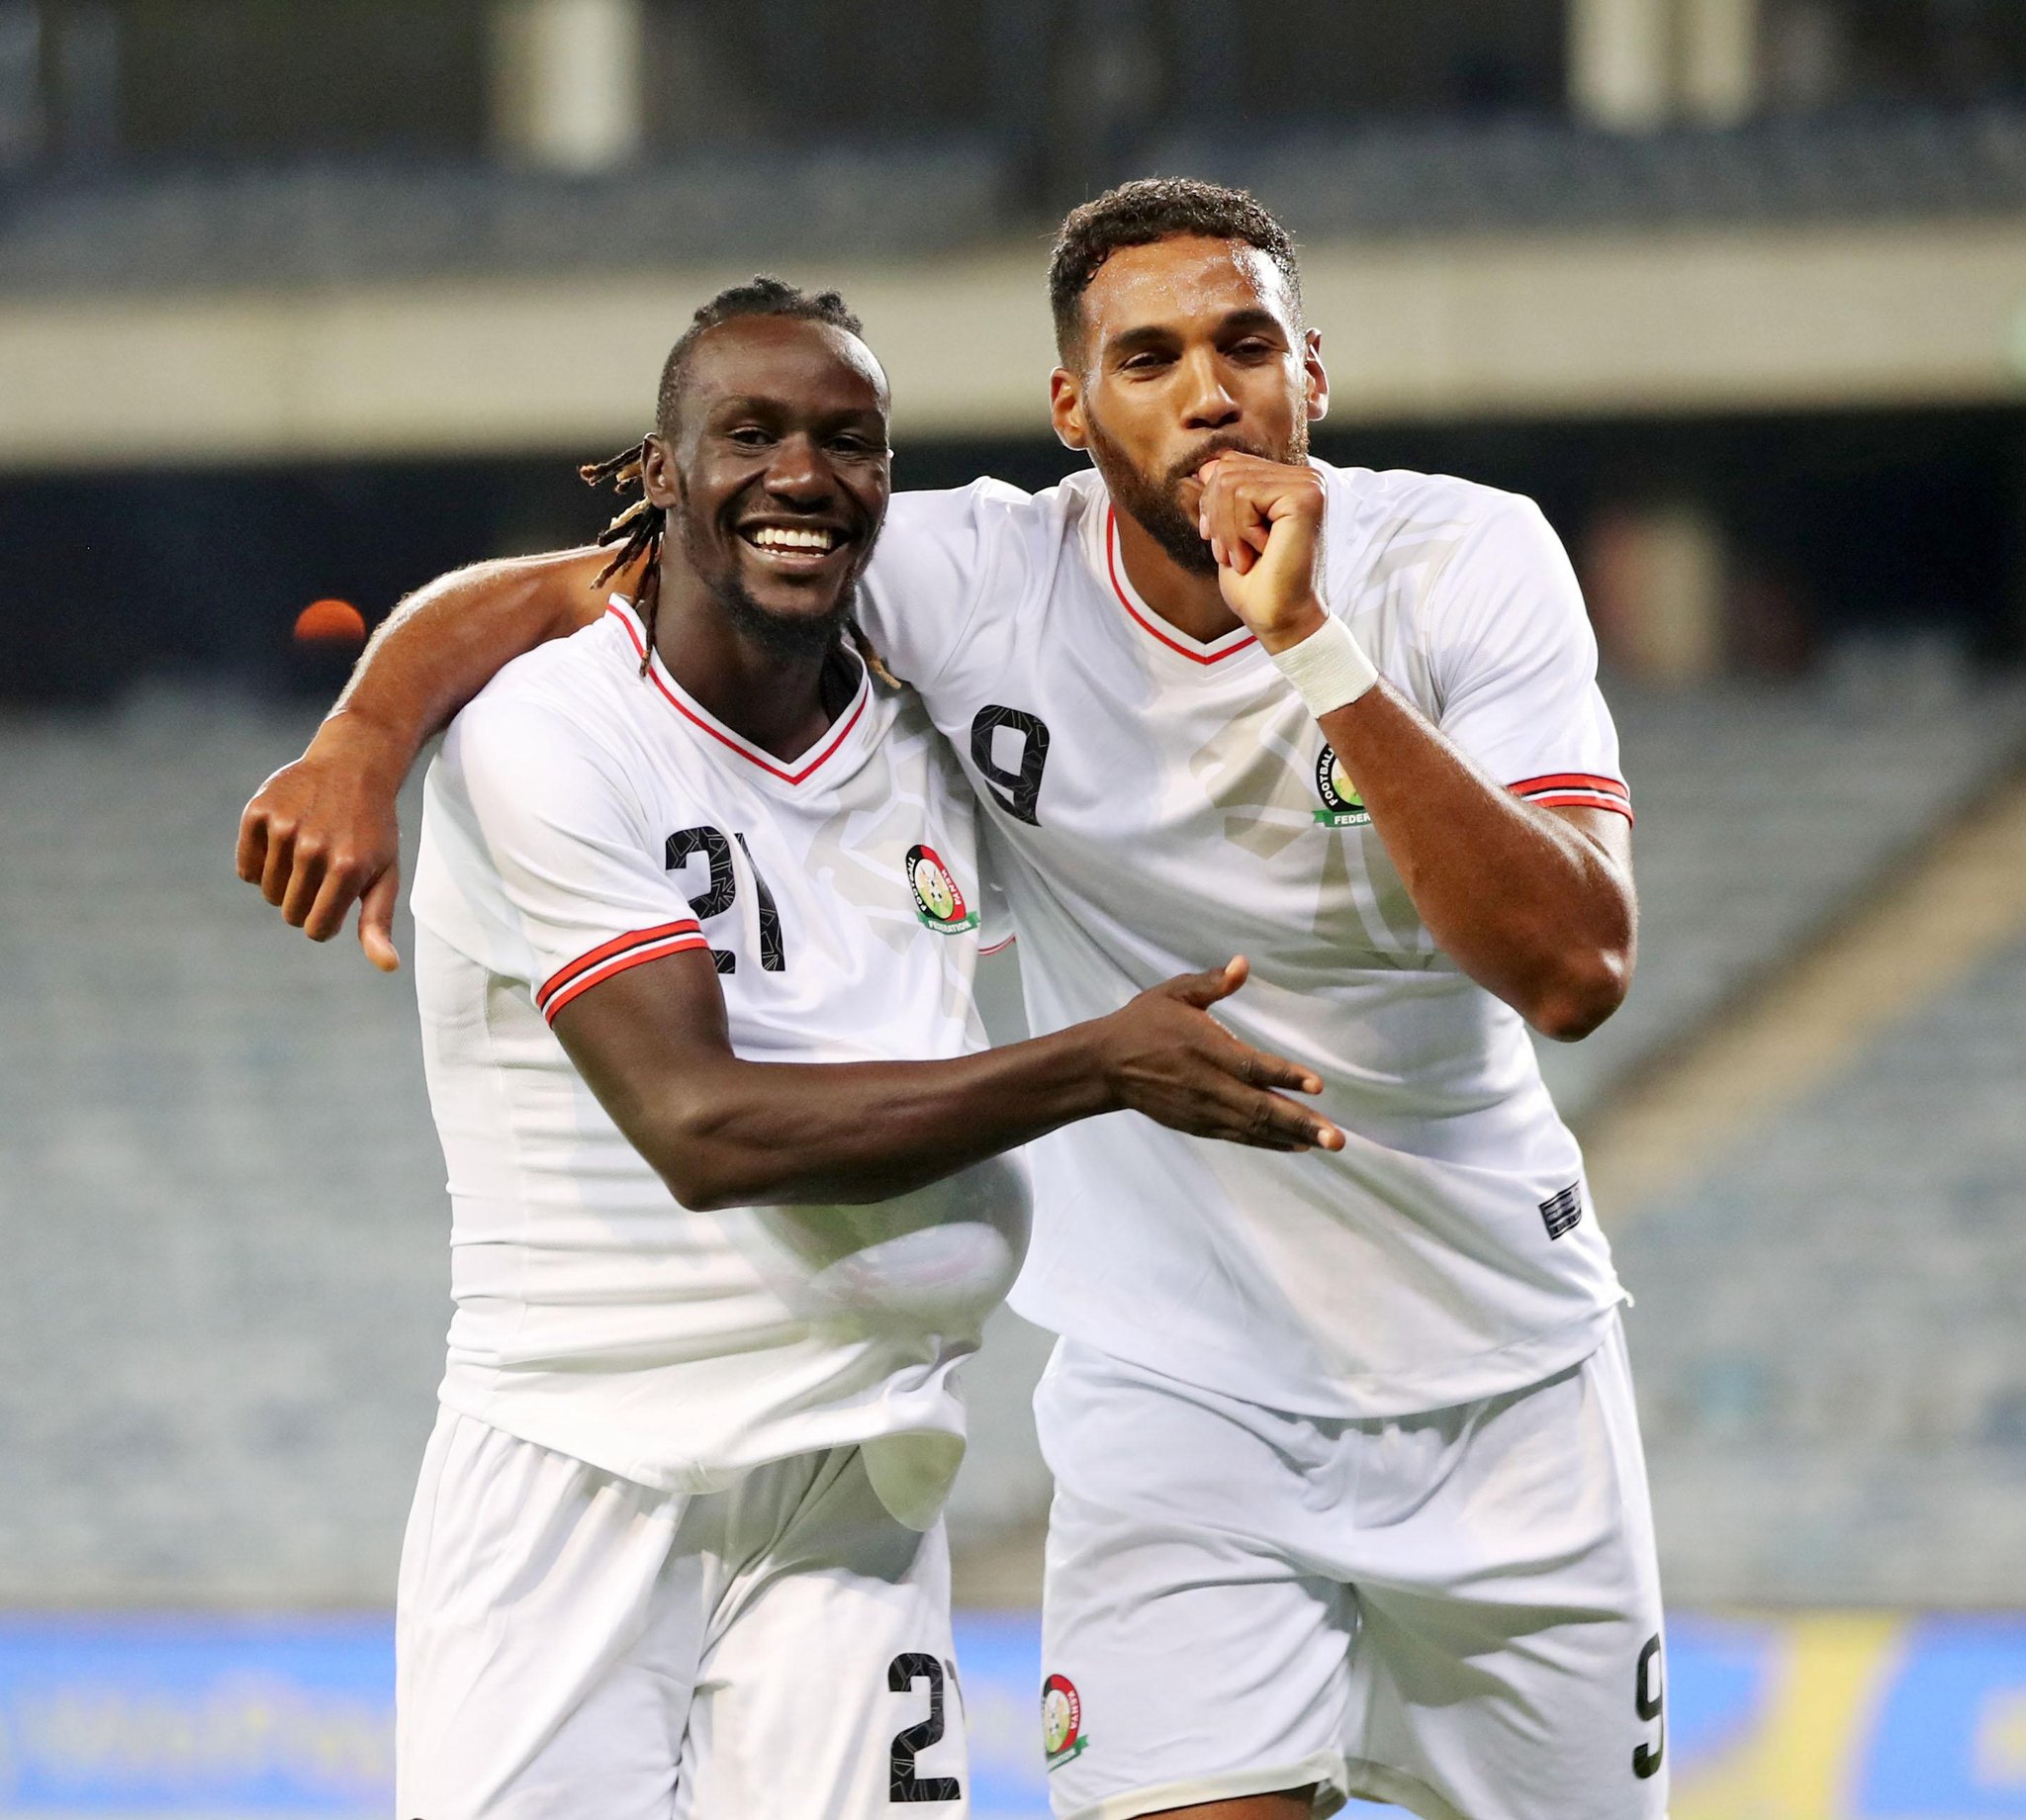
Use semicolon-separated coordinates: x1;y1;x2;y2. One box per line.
888;1653;962;1805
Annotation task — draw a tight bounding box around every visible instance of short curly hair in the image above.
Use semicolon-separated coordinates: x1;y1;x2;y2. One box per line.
1048;178;1302;361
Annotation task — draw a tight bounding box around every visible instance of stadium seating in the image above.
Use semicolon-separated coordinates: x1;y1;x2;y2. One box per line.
0;692;444;1602
0;146;1004;296
2;662;2022;1603
1614;920;2026;1605
1154;105;2026;238
1538;646;2026;1120
4;107;2022;295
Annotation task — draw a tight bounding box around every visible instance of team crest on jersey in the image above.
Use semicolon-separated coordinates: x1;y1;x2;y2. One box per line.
1041;1673;1087;1770
906;844;978;934
1314;745;1370;827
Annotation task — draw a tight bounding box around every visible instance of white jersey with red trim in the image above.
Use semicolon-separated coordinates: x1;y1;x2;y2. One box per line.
856;460;1631;1417
408;601;1027;1524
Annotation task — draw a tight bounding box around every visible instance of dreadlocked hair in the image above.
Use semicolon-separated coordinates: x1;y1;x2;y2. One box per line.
580;440;663;675
580;274;900;686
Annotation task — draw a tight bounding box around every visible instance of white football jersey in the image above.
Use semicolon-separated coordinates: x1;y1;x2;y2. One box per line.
409;601;1029;1525
858;462;1630;1417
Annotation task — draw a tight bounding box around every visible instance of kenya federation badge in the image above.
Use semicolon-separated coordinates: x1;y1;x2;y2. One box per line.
1314;744;1371;828
906;844;978;934
1042;1673;1087;1771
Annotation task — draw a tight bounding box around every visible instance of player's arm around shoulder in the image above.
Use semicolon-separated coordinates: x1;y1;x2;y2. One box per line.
235;544;623;971
1199;460;1636;1042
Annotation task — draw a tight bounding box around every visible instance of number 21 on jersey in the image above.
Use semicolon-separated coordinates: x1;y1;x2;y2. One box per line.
666;824;784;974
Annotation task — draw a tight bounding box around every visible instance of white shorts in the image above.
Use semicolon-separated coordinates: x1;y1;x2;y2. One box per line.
397;1409;967;1819
1034;1315;1668;1820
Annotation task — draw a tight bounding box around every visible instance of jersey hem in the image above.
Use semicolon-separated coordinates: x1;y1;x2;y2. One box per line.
1059;1750;1350;1820
1342;1756;1469;1820
434;1371;967;1502
1010;1296;1624;1420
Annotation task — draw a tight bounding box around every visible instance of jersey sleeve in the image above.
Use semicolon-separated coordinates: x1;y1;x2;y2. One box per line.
434;694;710;1024
857;479;1034;695
1422;495;1631;822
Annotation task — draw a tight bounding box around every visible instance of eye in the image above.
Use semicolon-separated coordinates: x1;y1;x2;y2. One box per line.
1120;350;1173;373
1229;338;1276;360
726;425;774;448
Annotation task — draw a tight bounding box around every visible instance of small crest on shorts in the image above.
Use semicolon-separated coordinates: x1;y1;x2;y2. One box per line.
907;843;978;934
1041;1673;1087;1770
1313;746;1370;827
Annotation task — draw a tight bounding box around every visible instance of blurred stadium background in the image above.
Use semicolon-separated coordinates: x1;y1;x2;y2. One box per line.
3;1;2026;1813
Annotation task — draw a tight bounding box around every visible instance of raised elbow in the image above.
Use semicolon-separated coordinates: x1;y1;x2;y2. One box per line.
654;1133;766;1213
656;1156;732;1212
1526;947;1632;1044
627;1096;762;1212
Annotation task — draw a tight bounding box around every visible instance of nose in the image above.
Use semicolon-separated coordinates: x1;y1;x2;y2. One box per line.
763;432;835;506
1178;350;1241;431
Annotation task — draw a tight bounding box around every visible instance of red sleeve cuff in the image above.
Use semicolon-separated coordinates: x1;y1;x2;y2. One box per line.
535;919;707;1023
1508;773;1633;823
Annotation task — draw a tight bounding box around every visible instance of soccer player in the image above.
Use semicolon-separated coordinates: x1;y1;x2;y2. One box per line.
256;275;1343;1820
242;183;1661;1820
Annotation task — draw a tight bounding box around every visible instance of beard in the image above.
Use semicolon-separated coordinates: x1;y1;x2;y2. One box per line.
712;571;854;664
1085;413;1309;578
674;497;857;663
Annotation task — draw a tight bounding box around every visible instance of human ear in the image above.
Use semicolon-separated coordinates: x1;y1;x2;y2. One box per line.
1050;368;1089;451
641;436;682;508
1303;330;1330;424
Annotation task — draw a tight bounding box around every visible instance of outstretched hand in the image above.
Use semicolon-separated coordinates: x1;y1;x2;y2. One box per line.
235;717;406;972
1098;956;1344;1153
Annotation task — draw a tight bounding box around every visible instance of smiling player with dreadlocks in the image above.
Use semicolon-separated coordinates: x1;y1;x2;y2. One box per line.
260;273;1338;1820
576;281;901;691
245;181;1663;1820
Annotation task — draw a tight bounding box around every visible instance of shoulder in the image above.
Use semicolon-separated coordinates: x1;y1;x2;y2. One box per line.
1324;463;1572;622
1325;462;1553;568
443;611;644;798
862;474;1090;685
876;475;1082;583
884;474;1042;534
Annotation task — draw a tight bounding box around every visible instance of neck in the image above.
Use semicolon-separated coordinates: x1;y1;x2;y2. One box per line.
1111;504;1243;644
649;561;847;763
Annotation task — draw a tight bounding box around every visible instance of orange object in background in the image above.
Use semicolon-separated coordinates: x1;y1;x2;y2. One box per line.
294;598;366;644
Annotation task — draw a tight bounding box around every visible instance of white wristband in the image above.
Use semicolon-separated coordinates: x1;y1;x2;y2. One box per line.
1268;615;1379;718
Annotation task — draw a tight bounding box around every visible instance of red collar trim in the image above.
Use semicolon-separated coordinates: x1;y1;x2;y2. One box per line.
1104;506;1257;666
606;601;869;786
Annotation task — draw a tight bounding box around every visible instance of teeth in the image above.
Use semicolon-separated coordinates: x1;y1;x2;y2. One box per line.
748;526;838;552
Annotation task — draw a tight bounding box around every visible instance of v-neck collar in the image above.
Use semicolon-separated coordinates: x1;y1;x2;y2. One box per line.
1093;502;1259;668
605;598;872;787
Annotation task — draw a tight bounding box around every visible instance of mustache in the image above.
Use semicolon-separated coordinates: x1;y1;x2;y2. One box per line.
1163;434;1273;488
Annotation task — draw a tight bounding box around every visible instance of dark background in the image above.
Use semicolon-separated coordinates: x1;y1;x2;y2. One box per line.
7;405;2021;703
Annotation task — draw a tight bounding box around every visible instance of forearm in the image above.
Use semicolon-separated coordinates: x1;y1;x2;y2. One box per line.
601;1029;1116;1210
325;546;613;759
1319;685;1635;1039
1193;454;1633;1037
